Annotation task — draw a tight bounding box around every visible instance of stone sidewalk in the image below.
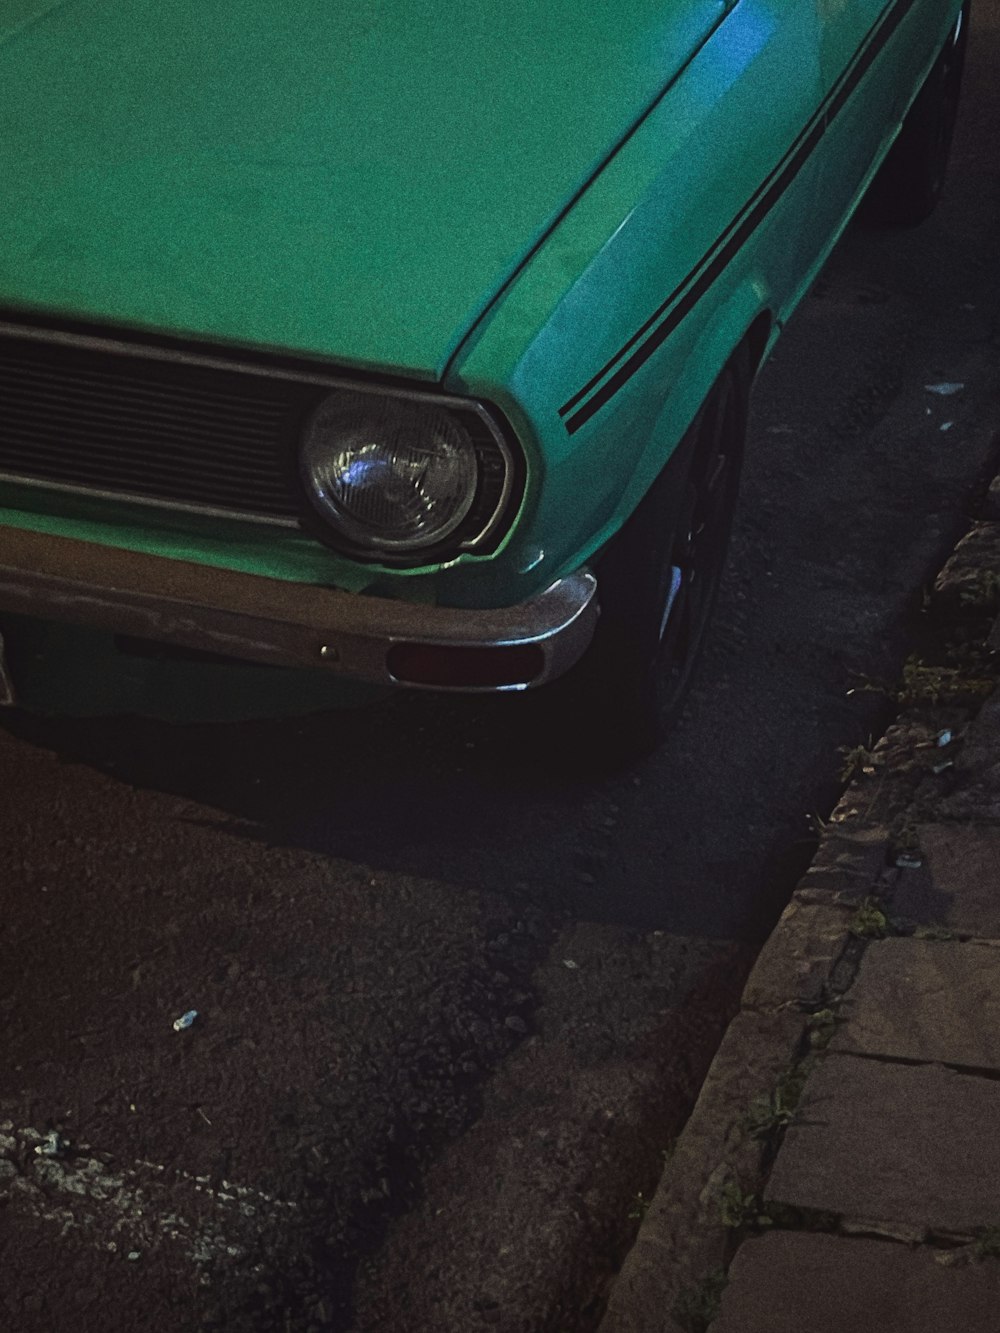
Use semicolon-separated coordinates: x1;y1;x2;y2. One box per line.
599;478;1000;1332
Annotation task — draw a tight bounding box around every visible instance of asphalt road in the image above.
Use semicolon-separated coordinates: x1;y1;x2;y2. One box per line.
2;11;999;1330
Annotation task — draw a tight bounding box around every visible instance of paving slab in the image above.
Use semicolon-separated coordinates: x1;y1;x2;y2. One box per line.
934;697;1000;821
795;824;891;894
838;716;943;832
765;1055;1000;1236
960;692;1000;760
893;823;1000;937
711;1230;1000;1333
831;937;1000;1070
741;900;853;1010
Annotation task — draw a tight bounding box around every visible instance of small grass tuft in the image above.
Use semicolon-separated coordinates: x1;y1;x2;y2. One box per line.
849;897;890;939
972;1226;1000;1260
744;1051;818;1138
913;923;955;942
838;743;877;783
718;1178;762;1230
936;1226;1000;1267
805;1007;839;1050
744;1086;798;1138
897;656;995;707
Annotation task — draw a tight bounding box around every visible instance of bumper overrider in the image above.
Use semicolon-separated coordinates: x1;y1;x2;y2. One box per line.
0;527;599;698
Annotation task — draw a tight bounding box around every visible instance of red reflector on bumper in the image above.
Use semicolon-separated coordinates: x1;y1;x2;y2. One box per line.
386;642;546;689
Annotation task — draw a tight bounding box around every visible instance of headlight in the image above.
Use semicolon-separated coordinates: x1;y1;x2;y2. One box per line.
299;388;517;563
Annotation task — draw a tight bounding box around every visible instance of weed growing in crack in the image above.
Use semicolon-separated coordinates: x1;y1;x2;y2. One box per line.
745;1055;817;1140
718;1178;762;1230
898;656;996;707
892;813;920;856
805;1008;839;1050
838;743;877;783
912;923;956;941
672;1267;728;1333
936;1226;1000;1267
971;1227;1000;1260
743;1086;797;1138
848;897;891;939
971;1227;1000;1261
761;1201;840;1232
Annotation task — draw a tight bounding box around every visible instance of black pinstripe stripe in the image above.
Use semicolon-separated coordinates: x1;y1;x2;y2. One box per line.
559;0;919;435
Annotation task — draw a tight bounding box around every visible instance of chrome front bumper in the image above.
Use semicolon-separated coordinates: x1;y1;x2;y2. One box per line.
0;527;598;694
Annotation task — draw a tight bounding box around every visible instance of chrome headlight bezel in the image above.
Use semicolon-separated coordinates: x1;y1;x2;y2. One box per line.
296;383;522;567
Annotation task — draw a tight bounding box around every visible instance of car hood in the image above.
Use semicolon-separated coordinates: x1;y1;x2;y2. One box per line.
0;0;726;378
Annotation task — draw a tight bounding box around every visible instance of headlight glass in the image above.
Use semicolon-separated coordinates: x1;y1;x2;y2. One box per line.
301;391;481;555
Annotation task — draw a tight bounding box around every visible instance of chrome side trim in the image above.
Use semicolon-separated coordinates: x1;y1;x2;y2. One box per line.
0;527;597;693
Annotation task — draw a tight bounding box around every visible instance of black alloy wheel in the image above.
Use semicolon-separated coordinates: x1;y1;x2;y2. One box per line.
541;348;749;764
654;362;744;719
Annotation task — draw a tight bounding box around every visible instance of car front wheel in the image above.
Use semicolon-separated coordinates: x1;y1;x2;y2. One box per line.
544;348;749;763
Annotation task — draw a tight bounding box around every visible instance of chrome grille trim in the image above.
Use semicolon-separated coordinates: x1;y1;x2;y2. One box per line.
0;320;521;556
0;327;307;523
0;319;494;413
0;472;299;529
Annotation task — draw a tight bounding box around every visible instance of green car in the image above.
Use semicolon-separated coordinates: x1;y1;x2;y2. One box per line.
0;0;967;749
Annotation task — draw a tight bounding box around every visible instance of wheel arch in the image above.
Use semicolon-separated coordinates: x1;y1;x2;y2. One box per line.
745;307;776;379
592;286;775;556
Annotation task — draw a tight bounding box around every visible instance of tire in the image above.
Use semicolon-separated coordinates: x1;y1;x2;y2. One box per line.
862;4;969;227
542;347;749;764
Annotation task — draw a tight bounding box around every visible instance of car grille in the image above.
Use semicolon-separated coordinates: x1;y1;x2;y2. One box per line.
0;331;315;524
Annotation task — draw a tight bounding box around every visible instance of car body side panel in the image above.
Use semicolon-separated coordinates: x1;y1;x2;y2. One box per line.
814;0;964;226
441;0;825;601
441;0;963;605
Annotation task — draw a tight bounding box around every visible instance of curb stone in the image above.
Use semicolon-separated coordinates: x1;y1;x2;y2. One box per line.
983;473;1000;523
931;521;1000;614
597;476;1000;1333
